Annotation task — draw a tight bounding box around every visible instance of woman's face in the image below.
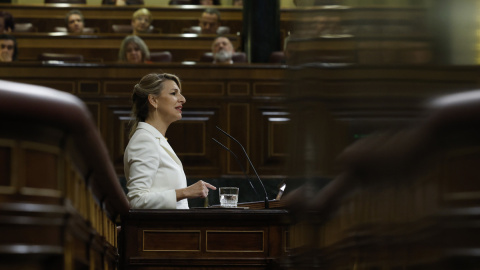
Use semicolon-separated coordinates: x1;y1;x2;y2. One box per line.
125;42;143;63
153;80;186;124
132;15;151;33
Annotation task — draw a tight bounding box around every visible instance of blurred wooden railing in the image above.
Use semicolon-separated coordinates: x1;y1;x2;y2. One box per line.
282;68;480;269
0;79;129;270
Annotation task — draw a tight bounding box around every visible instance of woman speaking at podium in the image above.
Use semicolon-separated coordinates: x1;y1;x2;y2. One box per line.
124;73;216;209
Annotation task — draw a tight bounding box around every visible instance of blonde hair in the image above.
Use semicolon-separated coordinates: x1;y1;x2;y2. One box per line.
132;8;152;22
129;73;181;138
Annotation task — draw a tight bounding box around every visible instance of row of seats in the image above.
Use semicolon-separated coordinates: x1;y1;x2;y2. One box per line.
42;0;142;3
36;51;286;63
37;51;172;62
13;22;230;34
42;0;211;3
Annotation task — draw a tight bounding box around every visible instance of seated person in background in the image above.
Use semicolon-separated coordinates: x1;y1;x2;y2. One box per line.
103;0;144;5
211;36;234;64
132;8;153;35
118;35;150;64
198;8;221;34
65;9;85;34
0;11;14;33
314;15;343;36
192;0;220;5
0;34;17;62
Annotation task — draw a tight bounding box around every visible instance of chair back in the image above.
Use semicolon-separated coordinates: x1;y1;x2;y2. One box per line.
199;52;247;63
44;0;86;3
112;25;157;34
53;27;98;33
14;23;36;32
232;52;247;63
218;26;231;35
38;53;84;62
199;52;214;62
112;25;133;33
269;51;285;64
169;0;192;4
182;26;230;35
149;51;173;63
145;25;160;33
102;0;144;3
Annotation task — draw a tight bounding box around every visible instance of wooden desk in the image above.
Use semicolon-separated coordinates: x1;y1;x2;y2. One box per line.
14;32;241;62
121;209;291;270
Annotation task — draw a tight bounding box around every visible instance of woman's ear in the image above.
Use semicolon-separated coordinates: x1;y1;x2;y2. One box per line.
148;94;157;108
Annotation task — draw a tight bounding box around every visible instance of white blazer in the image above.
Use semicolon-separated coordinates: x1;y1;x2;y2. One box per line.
124;122;189;209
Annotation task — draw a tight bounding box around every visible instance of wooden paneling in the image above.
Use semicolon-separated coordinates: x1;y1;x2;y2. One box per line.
206;230;264;252
0;136;122;269
252;105;289;176
24;147;58;190
121;209;290;269
182;81;225;96
105;102;131;170
0;62;289;178
5;63;480;182
227;103;250;175
143;230;201;251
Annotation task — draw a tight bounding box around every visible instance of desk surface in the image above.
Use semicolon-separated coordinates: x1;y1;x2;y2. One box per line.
126;208;289;220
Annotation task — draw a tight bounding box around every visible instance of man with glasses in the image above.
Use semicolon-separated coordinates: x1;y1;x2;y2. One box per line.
0;34;16;62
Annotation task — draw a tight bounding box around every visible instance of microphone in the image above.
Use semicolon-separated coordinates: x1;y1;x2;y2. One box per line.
214;126;269;209
211;138;260;200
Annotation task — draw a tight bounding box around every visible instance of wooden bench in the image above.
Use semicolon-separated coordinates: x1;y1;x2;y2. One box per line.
3;4;244;34
3;4;428;40
14;32;241;62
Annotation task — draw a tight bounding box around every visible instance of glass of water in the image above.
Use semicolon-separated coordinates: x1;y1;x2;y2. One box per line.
219;187;239;208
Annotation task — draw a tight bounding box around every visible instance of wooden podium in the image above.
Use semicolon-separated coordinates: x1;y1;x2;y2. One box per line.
120;203;290;270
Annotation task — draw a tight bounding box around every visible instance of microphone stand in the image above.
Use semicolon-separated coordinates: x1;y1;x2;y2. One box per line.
211;138;261;200
215;126;269;209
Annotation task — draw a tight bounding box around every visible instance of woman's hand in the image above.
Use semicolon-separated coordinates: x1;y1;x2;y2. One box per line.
176;180;216;201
